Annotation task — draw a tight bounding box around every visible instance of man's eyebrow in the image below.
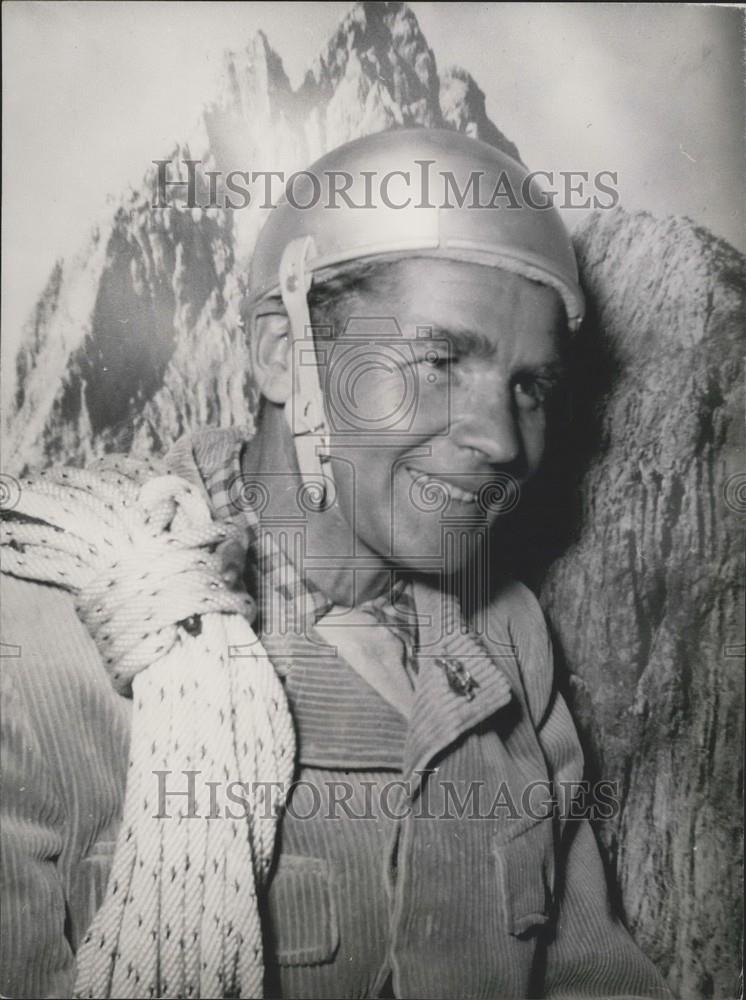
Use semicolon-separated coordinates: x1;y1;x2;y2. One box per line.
416;326;567;376
417;324;497;357
513;360;568;380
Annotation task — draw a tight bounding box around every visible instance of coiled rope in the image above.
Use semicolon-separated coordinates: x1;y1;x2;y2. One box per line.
0;459;295;998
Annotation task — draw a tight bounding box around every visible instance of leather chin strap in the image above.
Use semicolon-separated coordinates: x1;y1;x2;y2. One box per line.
278;236;334;507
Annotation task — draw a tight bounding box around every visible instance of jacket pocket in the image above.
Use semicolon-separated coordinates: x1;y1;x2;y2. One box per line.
492;816;555;938
264;854;339;966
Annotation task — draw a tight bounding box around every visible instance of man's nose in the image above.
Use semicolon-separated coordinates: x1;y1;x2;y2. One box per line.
450;381;522;467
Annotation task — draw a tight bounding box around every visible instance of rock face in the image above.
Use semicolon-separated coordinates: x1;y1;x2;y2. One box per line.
540;209;744;1000
3;3;743;998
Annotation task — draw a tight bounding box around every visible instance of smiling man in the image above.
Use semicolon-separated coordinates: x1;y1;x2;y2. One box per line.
1;129;673;999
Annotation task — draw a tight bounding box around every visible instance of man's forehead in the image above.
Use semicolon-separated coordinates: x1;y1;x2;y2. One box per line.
335;257;566;337
345;256;560;305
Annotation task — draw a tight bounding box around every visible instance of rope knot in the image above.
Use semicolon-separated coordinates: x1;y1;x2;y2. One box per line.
74;474;256;693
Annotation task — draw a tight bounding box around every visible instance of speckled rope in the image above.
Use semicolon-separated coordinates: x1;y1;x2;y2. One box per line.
0;460;296;998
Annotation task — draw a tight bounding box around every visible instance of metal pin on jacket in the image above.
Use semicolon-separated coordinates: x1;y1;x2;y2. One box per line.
435;657;479;700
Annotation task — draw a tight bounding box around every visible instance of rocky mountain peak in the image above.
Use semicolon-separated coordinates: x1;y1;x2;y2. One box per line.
304;1;441;128
441;66;521;160
215;30;293;125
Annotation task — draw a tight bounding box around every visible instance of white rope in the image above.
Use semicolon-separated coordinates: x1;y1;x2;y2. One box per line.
1;460;295;999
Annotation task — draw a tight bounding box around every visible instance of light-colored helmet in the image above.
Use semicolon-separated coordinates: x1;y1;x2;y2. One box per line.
248;127;584;329
247;128;584;496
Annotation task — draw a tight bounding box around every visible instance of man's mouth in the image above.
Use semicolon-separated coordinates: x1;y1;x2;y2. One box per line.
405;466;478;505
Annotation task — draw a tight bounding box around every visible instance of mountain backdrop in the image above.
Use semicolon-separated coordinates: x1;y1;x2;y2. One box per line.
2;4;743;998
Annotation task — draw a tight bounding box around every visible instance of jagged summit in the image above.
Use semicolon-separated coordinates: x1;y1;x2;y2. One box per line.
303;1;441;127
212;31;294;127
440;66;520;160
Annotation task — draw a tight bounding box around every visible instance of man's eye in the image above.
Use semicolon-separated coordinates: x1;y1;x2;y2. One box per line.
513;377;554;410
420;351;456;370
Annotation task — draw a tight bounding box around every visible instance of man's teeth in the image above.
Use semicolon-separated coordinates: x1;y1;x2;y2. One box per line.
407;467;477;504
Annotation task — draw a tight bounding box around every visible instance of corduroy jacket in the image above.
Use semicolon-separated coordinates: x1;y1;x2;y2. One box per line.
0;431;672;999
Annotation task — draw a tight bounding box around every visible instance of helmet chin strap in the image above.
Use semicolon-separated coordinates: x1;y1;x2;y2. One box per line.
278;236;334;508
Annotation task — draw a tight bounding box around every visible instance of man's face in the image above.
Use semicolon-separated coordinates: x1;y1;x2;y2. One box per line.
316;257;566;575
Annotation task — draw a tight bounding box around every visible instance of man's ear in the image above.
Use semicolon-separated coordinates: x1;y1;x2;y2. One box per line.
250;308;293;404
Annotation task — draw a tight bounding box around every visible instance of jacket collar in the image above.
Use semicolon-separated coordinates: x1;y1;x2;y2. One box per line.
403;580;514;785
258;579;517;774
